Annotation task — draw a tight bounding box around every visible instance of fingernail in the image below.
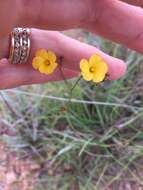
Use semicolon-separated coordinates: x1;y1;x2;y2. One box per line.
109;60;127;80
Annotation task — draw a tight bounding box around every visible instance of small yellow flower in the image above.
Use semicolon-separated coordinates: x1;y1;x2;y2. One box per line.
32;49;58;74
80;55;108;83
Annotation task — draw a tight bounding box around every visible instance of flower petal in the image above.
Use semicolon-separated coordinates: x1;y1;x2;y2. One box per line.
39;62;58;74
89;55;102;66
81;72;93;81
80;59;89;72
47;51;57;62
99;61;108;73
43;66;56;74
39;64;47;74
35;49;49;59
93;72;106;83
92;61;108;74
32;57;44;70
47;62;58;74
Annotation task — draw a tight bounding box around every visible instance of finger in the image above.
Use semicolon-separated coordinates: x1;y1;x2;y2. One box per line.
0;58;78;89
10;29;127;80
17;0;87;30
17;0;143;54
0;0;18;58
39;30;126;80
84;0;143;53
1;29;126;90
0;0;17;37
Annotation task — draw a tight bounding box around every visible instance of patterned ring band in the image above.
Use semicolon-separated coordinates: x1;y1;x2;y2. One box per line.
9;28;31;64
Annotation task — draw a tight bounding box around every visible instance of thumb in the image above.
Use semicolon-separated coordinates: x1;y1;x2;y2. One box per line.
0;0;17;37
0;0;18;58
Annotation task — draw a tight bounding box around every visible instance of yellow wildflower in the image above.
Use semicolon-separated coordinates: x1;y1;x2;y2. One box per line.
32;49;58;74
80;55;108;83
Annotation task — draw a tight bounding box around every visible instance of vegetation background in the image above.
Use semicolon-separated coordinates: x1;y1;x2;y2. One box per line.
1;30;143;190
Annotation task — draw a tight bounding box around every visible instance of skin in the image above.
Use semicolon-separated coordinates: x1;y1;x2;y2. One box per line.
0;0;143;89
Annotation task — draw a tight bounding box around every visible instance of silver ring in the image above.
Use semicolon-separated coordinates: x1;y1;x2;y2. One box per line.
9;27;31;64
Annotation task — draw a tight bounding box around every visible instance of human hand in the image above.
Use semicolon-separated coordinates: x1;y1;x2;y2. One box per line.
0;0;142;89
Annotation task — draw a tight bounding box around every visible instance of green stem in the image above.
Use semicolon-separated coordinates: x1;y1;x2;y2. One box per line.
69;75;82;103
58;66;70;91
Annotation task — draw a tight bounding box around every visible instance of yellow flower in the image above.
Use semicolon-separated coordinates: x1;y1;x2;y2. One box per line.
32;49;58;74
80;55;108;83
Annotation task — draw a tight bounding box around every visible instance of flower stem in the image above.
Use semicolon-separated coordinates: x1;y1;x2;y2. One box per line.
58;56;71;93
58;66;70;91
68;75;82;103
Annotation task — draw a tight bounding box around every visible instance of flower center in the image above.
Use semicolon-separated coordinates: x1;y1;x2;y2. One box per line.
44;60;51;66
90;67;95;73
